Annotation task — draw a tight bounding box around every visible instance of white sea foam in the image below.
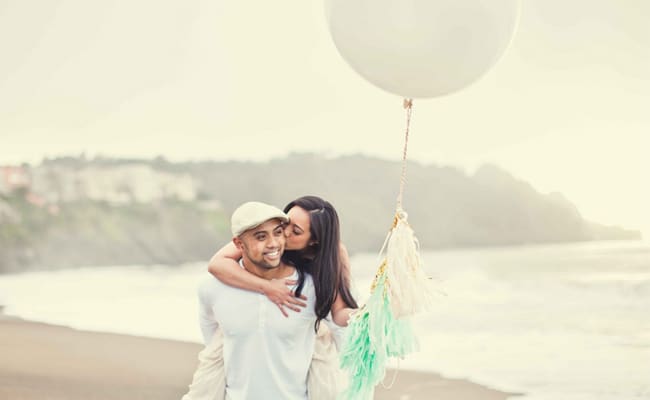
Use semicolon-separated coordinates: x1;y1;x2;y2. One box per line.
0;240;648;399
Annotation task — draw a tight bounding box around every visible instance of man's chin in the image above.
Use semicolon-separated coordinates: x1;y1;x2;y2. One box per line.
259;259;281;269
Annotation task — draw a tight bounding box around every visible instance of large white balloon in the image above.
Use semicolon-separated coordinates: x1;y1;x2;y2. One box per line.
325;0;521;99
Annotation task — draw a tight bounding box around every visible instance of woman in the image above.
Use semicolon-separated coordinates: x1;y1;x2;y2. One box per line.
182;196;357;400
208;195;358;328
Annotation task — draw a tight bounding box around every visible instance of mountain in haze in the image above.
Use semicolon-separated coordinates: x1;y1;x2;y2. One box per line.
0;153;640;273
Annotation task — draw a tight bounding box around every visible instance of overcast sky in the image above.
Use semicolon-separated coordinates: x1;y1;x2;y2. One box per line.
0;0;648;236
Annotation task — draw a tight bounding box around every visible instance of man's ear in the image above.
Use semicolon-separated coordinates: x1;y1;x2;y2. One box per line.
232;237;243;250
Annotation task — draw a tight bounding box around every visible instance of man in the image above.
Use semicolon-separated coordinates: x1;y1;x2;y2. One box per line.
197;201;320;400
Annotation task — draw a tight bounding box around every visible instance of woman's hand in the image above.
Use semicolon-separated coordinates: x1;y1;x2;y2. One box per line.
263;279;307;317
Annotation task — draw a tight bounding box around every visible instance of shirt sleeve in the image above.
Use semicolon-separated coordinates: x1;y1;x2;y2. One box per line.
197;281;220;346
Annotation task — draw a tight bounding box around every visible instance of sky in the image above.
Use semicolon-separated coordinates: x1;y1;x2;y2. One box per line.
0;0;648;236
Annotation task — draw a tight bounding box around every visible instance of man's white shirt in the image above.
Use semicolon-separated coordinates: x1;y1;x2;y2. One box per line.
198;268;317;400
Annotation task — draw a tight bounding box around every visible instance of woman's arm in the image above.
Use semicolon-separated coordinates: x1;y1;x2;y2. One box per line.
338;243;352;284
207;242;306;317
330;243;357;326
331;295;355;327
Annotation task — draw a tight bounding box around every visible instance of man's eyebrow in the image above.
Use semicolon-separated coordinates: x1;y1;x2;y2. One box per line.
252;223;284;235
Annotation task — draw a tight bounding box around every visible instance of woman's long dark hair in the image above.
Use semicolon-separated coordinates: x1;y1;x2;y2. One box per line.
282;195;358;331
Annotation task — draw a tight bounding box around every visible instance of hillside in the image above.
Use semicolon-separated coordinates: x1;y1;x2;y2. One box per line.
0;154;640;272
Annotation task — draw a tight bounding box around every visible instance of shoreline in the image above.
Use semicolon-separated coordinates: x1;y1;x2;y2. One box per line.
0;315;523;400
0;239;645;276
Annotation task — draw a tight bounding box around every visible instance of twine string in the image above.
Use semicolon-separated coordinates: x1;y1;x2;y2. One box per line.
380;99;413;391
397;98;413;211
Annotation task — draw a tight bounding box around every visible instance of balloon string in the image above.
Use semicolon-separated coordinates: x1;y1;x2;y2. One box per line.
381;358;400;389
396;98;413;211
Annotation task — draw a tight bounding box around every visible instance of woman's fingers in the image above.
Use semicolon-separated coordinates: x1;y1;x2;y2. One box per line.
276;303;289;318
287;297;307;308
282;279;308;300
268;279;309;316
277;301;303;315
283;303;302;313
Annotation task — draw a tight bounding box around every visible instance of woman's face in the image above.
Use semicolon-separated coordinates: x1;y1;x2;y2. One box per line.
284;206;312;250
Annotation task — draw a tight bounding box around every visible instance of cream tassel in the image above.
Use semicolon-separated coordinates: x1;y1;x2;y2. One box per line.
381;209;436;318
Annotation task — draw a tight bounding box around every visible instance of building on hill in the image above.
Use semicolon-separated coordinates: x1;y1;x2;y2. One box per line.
0;166;30;194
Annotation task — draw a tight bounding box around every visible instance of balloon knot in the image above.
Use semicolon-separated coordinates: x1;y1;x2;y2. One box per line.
394;209;408;224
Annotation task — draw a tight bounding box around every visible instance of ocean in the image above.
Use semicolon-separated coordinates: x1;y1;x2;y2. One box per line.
1;240;648;399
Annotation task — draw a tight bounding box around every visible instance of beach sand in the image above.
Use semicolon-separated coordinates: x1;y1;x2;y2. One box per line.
0;316;521;400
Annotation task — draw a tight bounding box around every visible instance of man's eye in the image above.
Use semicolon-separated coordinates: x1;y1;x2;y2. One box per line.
255;235;266;240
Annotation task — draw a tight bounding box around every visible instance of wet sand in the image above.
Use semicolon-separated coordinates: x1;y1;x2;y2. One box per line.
0;316;521;399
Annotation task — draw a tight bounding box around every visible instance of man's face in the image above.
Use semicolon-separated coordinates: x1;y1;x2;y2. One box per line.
235;218;286;270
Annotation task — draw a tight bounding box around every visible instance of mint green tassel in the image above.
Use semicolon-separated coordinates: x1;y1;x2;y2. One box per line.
339;276;390;400
366;276;391;350
386;317;419;358
339;269;422;399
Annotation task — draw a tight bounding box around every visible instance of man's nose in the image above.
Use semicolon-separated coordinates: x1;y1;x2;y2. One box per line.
268;234;281;248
